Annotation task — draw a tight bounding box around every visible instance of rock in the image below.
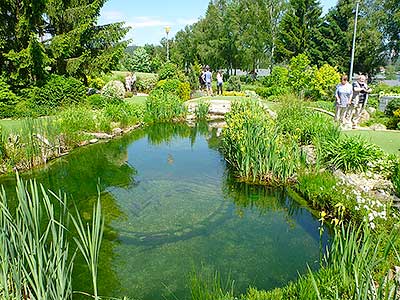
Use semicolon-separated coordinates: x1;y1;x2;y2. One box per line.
301;145;317;165
369;123;387;131
34;133;52;147
333;170;394;204
367;107;376;115
90;132;113;139
112;128;123;136
266;109;277;119
79;140;89;146
359;110;370;124
89;139;98;144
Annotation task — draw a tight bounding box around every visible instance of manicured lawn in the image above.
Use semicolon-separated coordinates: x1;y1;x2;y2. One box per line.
125;95;147;105
345;130;400;155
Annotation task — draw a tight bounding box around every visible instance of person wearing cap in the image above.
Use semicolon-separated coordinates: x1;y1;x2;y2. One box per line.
348;74;372;129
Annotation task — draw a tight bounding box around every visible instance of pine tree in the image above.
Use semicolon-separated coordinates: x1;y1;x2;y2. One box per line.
45;0;129;84
275;0;323;64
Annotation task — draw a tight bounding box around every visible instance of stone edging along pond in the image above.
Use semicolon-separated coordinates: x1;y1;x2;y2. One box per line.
1;123;143;175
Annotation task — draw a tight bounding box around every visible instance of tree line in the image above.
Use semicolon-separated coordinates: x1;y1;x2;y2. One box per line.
162;0;399;76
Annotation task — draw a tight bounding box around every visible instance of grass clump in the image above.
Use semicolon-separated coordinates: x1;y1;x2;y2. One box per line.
222;99;301;184
145;89;186;123
195;101;210;120
321;136;385;173
276;97;340;146
0;175;103;299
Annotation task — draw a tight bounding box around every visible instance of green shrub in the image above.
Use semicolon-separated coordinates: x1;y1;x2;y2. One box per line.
101;80;125;100
155;79;191;101
30;75;86;114
87;76;105;90
158;62;182;80
0;78;18;117
226;75;241;91
288;54;313;96
136;73;158;93
322;135;385;173
87;94;107;109
261;66;290;97
309;64;340;101
385;98;400;116
145;89;187;122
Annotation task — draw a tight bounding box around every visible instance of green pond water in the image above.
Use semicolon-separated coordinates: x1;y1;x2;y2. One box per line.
0;123;327;300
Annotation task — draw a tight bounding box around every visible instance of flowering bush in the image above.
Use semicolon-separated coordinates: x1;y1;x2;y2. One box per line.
101;80;125;100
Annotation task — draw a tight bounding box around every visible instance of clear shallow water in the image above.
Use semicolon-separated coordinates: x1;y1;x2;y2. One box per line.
0;123;327;300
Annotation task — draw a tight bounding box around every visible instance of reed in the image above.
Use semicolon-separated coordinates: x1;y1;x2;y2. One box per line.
222;100;301;184
0;174;104;299
195;101;210;120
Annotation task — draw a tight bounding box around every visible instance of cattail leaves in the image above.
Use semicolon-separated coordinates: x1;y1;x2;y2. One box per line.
0;174;104;300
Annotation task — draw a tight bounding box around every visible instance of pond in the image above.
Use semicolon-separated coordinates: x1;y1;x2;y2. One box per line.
0;123;327;300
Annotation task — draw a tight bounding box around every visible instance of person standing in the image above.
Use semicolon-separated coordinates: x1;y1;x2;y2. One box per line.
199;67;206;91
204;66;213;96
334;75;352;125
349;74;372;129
132;72;137;95
125;73;132;92
216;70;223;95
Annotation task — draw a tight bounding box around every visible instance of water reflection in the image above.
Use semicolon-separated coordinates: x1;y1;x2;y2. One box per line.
0;123;327;300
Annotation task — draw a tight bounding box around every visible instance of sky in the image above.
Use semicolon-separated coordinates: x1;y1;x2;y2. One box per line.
98;0;338;46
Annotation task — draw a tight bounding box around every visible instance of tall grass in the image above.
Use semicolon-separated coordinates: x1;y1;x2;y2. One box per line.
222;100;301;184
391;161;400;197
190;269;235;300
145;89;187;122
0;174;104;299
277;97;340;146
321;136;385;173
195;101;210;120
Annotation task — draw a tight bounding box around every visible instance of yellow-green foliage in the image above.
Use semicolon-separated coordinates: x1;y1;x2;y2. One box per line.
87;76;105;89
310;64;340;100
222;91;245;96
156;79;190;101
288;54;313;95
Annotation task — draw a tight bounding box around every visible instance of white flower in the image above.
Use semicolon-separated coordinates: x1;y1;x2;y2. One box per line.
370;222;376;230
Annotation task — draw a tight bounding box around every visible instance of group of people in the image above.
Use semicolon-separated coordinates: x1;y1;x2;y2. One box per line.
125;72;137;94
335;74;372;129
199;66;224;96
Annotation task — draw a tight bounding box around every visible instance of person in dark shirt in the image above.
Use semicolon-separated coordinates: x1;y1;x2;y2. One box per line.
348;74;372;129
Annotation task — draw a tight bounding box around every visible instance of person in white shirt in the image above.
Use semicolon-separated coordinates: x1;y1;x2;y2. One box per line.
334;75;352;125
216;70;223;95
